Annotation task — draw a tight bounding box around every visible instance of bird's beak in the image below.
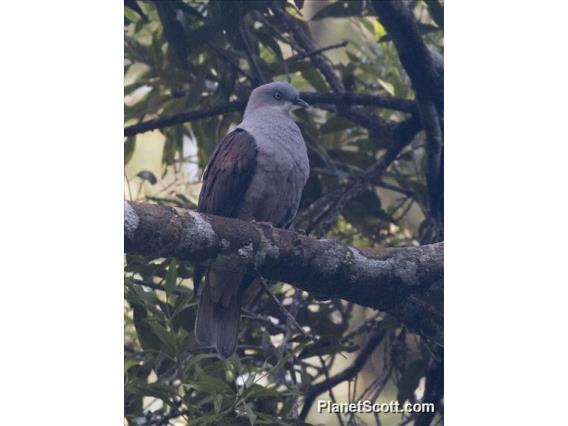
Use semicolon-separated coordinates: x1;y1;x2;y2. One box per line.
295;97;309;108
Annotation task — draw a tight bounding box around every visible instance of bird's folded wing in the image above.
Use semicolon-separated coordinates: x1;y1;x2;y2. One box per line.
197;128;258;217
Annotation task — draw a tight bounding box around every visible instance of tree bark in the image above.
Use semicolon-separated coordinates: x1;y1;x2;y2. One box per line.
124;201;443;340
372;0;444;240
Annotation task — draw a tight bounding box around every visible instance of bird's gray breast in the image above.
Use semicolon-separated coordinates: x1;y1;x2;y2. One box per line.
237;116;309;226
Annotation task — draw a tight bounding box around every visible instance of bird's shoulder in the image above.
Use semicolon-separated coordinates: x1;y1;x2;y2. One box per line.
197;128;258;217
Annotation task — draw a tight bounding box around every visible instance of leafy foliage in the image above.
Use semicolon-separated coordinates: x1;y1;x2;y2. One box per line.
124;1;443;425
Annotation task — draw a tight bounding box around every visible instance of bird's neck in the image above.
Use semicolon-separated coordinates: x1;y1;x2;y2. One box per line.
239;107;301;145
243;104;291;121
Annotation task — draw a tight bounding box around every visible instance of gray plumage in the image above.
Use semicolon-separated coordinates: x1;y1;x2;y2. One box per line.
195;82;310;358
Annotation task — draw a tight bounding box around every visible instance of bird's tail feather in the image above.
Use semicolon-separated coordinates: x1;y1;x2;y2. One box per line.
195;281;216;347
214;288;242;358
195;273;243;359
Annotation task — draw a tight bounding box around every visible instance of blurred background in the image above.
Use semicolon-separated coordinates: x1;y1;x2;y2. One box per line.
124;1;444;425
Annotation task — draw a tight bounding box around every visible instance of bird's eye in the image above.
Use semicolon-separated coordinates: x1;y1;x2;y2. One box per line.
273;91;282;100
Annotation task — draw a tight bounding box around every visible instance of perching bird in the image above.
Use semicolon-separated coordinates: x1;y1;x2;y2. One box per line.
194;82;310;358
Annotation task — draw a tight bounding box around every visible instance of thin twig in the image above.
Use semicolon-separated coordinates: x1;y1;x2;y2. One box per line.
302;92;416;113
341;312;383;343
286;40;348;62
259;278;313;340
311;115;421;235
124;91;416;137
318;354;346;426
124;102;244;137
238;25;266;85
270;0;344;93
206;42;254;82
126;277;186;296
299;330;387;419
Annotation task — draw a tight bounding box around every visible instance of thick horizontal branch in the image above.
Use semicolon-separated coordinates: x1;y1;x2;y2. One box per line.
124;92;416;137
124;201;443;336
302;92;416;113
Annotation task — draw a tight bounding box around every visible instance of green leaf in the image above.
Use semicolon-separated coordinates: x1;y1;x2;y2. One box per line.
190;374;234;395
124;136;136;165
136;382;177;401
190;413;224;426
342;188;389;234
124;5;141;25
148;321;177;354
161;124;184;169
213;393;223;414
185;20;224;55
175;305;197;333
243;402;257;426
242;384;281;401
256;412;294;425
131;302;161;351
124;80;150;95
301;67;329;92
258;352;294;379
136;170;157;185
255;29;285;65
397;359;428;404
378;78;395;96
185;353;220;373
124;358;139;373
379;23;440;42
298;335;359;359
165;258;177;299
425;0;444;29
320;116;356;134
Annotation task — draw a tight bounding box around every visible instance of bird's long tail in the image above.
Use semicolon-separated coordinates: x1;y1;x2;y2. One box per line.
195;268;244;359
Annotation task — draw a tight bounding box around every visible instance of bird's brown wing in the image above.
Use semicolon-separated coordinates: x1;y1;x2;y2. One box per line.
195;128;257;358
197;128;258;217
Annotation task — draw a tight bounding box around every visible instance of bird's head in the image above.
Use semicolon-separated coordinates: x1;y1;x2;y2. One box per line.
244;82;309;117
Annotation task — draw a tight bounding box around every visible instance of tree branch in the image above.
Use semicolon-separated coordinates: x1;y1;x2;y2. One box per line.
206;42;255;82
372;0;443;107
372;0;444;239
270;0;344;92
238;24;267;85
268;0;420;190
286;40;348;62
419;99;443;238
299;329;387;419
124;201;443;339
124;102;244;137
124;93;417;137
308;114;421;234
301;92;417;113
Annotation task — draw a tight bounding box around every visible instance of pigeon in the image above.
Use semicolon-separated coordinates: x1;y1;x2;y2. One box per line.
194;82;310;358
